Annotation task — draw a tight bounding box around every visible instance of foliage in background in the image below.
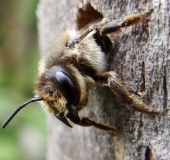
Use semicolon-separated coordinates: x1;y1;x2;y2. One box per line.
0;0;46;160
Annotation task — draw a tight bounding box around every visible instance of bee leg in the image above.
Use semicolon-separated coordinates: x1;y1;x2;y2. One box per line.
94;71;163;115
67;113;117;132
80;117;117;132
66;104;117;132
99;9;154;35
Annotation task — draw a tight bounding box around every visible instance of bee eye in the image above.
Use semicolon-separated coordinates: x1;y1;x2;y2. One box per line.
55;69;79;105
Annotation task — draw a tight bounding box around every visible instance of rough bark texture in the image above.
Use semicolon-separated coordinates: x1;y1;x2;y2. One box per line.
37;0;170;160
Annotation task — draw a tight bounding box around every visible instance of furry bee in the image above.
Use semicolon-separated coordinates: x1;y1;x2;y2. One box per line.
2;9;162;132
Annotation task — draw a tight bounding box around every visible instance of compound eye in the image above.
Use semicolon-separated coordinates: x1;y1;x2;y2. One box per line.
55;70;79;106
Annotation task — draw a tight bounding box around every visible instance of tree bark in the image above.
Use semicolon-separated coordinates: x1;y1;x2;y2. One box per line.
37;0;170;160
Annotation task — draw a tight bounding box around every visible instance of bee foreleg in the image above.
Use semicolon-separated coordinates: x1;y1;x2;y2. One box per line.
94;71;163;115
80;117;117;132
67;113;117;132
66;104;117;132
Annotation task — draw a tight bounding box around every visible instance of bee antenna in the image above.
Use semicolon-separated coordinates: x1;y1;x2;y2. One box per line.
1;97;43;129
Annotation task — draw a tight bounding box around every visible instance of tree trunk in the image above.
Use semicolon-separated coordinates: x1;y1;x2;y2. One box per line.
37;0;170;159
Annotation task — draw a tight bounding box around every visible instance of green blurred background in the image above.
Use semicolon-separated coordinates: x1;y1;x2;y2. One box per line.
0;0;47;160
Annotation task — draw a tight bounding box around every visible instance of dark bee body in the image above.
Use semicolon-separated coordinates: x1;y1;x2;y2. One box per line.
2;9;162;131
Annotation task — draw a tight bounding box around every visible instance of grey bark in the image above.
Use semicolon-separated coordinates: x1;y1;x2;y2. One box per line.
37;0;170;160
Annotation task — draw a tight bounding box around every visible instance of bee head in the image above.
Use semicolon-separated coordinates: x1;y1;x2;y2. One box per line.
2;65;80;129
36;65;80;127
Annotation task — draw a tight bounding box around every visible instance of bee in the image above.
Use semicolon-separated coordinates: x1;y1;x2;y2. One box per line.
2;9;163;133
